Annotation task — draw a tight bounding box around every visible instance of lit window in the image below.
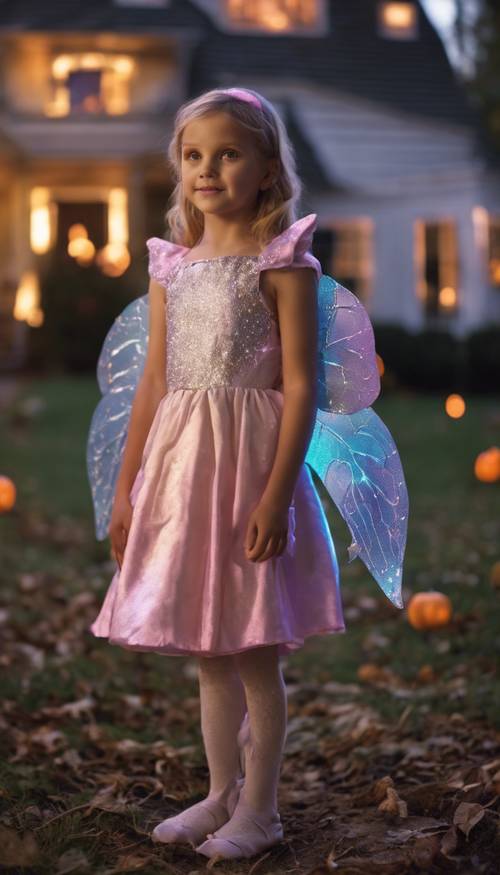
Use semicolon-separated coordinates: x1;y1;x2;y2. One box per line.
415;219;459;317
315;219;374;301
44;53;135;117
377;2;418;40
487;215;500;286
224;0;321;33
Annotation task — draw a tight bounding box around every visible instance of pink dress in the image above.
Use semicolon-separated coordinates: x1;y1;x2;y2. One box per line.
90;214;346;657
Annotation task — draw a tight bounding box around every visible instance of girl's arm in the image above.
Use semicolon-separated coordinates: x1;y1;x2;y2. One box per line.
260;266;318;510
113;278;168;500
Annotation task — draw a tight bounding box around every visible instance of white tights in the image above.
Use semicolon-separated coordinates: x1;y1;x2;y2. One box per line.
152;643;287;846
200;644;287;814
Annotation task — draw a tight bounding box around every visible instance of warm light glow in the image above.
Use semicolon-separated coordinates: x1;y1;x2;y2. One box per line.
376;353;385;377
382;2;416;30
52;55;73;80
438;286;457;307
96;242;131;277
45;84;71;117
112;56;135;76
472;205;489;250
445;394;465;419
108;188;129;246
79;53;107;70
226;0;318;31
13;271;44;327
68;223;88;241
490;259;500;284
68;237;96;264
30;188;51;255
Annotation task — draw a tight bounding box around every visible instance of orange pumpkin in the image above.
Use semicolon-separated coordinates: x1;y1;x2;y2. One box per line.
474;447;500;483
490;561;500;590
0;476;16;512
407;591;452;630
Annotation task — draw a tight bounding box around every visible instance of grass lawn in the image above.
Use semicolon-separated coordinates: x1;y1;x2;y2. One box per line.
0;375;499;874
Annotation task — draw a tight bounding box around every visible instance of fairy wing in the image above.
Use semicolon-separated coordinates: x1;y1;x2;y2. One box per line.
317;275;381;413
305;404;408;609
86;295;149;540
306;272;408;609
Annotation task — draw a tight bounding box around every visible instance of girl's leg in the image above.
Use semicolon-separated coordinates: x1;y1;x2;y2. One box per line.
196;644;287;859
152;653;247;846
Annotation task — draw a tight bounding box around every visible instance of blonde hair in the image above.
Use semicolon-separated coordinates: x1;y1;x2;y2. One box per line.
164;88;303;249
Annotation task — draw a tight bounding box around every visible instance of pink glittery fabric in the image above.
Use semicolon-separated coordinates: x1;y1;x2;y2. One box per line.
90;214;346;657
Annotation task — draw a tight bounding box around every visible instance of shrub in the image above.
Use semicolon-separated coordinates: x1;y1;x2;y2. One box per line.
26;254;144;373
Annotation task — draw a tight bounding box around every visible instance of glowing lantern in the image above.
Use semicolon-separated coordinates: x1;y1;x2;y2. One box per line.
0;476;16;512
407;592;452;630
445;394;466;419
474;447;500;483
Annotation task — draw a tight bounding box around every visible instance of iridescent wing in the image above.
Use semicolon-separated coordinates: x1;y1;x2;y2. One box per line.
305;405;408;609
317;275;381;413
86;295;149;540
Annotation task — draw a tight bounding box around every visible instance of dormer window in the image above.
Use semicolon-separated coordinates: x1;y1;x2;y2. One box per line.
44;53;135;117
377;2;418;40
223;0;322;34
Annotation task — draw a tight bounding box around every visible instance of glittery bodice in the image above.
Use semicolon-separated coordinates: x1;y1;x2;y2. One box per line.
165;255;282;391
146;213;323;393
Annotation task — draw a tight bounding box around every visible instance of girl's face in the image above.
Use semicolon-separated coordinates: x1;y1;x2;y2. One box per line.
180;111;276;219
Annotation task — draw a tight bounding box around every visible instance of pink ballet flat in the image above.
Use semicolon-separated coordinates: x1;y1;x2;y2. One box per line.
151;776;244;848
195;797;284;861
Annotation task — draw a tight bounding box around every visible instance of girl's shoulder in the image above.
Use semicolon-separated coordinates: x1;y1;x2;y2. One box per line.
146;238;189;288
257;213;321;281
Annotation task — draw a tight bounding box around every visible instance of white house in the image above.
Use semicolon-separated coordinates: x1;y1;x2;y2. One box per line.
1;0;499;367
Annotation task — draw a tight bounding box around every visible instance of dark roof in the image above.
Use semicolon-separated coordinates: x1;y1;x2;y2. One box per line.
0;0;208;31
0;0;480;128
189;2;479;129
281;100;333;195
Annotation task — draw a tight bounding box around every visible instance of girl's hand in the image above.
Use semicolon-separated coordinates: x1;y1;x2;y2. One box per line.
109;494;133;570
245;498;290;562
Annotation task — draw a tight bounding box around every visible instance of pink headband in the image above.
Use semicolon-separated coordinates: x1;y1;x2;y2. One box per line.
220;87;262;110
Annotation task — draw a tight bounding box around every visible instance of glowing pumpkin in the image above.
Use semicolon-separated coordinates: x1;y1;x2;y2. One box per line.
0;476;16;512
474;447;500;483
490;561;500;590
407;591;452;630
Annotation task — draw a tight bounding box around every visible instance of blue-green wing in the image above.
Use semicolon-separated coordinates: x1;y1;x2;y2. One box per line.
305;405;408;609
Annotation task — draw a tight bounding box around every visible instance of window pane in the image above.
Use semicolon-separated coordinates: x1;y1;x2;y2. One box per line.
67;70;103;113
416;219;459;317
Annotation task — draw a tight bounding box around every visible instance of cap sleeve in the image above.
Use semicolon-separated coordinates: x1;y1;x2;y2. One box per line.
146;237;189;288
257;213;322;281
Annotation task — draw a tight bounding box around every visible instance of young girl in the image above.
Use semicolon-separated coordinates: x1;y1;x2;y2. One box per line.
87;86;408;862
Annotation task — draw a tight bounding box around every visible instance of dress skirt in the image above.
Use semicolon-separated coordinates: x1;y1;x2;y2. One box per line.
90;386;346;657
